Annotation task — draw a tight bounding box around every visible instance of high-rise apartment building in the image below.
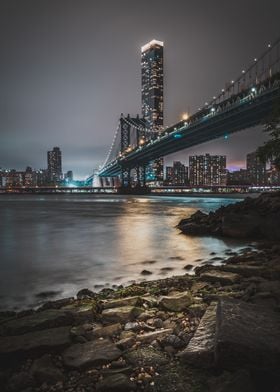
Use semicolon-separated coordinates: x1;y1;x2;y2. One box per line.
141;39;164;183
47;147;62;184
165;161;189;185
246;151;267;186
189;154;227;186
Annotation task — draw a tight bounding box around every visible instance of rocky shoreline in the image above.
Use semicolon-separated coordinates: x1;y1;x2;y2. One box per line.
1;193;280;392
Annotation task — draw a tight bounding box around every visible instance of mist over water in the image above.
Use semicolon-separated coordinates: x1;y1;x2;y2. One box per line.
0;195;247;310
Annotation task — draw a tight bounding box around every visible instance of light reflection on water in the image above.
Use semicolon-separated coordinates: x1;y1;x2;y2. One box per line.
0;195;247;310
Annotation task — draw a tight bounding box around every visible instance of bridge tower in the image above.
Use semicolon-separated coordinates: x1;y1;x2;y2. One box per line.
119;113;149;193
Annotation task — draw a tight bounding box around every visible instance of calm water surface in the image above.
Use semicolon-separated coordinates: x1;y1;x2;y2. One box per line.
0;194;248;310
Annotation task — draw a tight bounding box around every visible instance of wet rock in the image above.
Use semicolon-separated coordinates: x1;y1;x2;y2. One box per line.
199;270;240;285
96;373;136;391
141;260;157;264
147;317;163;328
160;267;174;272
76;288;96;299
179;222;211;236
70;323;97;340
102;306;143;324
159;291;193;312
178;302;217;367
124;321;141;332
38;297;75;311
30;354;65;384
62;339;122;369
141;269;153;275
0;309;73;336
120;330;135;340
162;334;186;349
221;213;261;238
116;336;136;350
136;329;173;344
102;296;141;309
0;326;71;358
183;264;193;271
65;301;101;323
91;323;122;338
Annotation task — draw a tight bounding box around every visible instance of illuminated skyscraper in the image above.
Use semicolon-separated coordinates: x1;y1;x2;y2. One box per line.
141;40;164;183
47;147;62;183
246;151;267;185
189;154;227;186
141;39;164;130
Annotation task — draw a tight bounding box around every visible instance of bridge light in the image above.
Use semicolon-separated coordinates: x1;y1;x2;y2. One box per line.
211;107;215;112
139;138;145;145
173;134;182;139
213;96;216;99
254;58;257;62
224;134;229;140
242;70;245;73
181;112;189;120
221;89;225;93
268;43;271;48
251;87;256;93
231;80;234;84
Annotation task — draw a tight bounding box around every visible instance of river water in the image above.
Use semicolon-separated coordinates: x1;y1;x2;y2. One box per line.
0;194;249;310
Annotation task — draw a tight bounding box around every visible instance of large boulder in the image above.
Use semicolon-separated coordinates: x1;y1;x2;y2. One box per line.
215;298;280;372
179;298;280;373
221;213;262;238
178;302;217;367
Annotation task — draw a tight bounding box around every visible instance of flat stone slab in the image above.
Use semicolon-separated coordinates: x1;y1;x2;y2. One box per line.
62;339;122;369
215;298;280;371
0;326;71;357
0;309;73;336
102;306;143;324
136;329;173;344
178;302;217;368
102;296;141;309
159;291;193;312
200;271;240;285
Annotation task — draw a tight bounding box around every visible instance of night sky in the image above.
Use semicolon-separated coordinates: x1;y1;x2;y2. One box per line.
1;0;279;178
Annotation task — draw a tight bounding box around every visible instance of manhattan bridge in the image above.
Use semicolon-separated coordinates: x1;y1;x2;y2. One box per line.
97;38;280;192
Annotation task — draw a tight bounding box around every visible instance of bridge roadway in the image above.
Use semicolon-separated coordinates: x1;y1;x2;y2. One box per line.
99;80;280;177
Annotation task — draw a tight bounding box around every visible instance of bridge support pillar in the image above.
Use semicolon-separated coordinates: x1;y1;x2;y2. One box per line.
121;167;131;189
136;165;146;188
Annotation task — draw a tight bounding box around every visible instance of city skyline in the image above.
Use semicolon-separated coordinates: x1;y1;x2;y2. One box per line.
1;0;280;178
